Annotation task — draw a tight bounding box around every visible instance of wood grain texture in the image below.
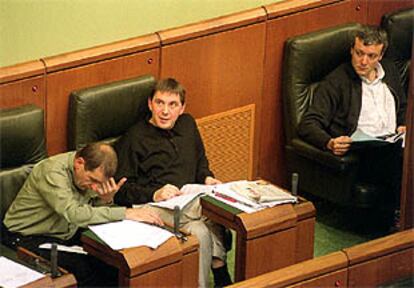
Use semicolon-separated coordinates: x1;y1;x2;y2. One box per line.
0;75;45;111
158;7;266;45
0;60;45;85
365;0;414;25
229;251;348;288
43;34;159;72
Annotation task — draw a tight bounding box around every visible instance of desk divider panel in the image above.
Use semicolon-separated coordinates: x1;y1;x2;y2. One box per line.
196;104;255;182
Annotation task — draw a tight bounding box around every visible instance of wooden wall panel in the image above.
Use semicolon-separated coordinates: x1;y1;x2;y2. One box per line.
0;76;45;111
160;22;266;177
0;60;46;111
45;49;160;155
160;23;265;118
259;0;365;188
365;0;414;25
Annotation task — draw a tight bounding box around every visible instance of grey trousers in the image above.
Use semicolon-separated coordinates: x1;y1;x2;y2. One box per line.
148;198;227;288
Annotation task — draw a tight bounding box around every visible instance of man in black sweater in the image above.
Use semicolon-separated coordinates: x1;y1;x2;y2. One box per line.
298;25;407;223
114;78;231;287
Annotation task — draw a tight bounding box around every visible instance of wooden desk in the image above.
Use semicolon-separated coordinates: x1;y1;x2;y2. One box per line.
81;231;199;287
200;196;315;282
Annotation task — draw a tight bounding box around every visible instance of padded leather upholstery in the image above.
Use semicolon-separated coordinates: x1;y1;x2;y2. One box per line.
283;23;362;145
282;23;382;207
68;75;156;150
0;104;47;221
382;7;413;95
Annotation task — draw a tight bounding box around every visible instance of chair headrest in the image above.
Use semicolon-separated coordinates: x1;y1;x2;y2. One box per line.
382;7;413;94
282;23;362;142
0;104;47;168
382;7;413;62
68;74;156;150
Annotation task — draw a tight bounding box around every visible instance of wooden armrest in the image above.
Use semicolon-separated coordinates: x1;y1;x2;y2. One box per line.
16;247;77;288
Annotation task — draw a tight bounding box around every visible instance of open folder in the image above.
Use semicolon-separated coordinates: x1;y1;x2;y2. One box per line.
351;129;405;148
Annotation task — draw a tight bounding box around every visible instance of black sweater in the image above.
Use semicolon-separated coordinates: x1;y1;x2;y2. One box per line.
114;113;213;207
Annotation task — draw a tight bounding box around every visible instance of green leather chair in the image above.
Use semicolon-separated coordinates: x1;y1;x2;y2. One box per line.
382;7;413;95
0;104;47;257
281;23;383;208
68;74;156;150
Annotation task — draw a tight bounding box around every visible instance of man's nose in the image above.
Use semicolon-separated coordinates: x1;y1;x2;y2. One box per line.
162;105;169;114
360;55;368;65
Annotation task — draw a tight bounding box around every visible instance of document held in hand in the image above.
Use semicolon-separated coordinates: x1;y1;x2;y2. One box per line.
351;129;405;148
149;184;214;210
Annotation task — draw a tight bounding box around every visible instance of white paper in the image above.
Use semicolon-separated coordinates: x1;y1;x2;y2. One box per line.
351;129;405;145
149;184;214;210
0;256;46;288
212;182;263;213
39;243;87;255
89;220;174;250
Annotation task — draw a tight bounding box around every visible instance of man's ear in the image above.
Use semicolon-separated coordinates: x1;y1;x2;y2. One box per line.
179;103;186;115
74;157;85;169
148;98;153;111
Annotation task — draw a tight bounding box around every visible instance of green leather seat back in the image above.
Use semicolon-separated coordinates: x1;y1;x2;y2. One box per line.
68;74;156;150
282;23;362;144
0;104;47;220
382;7;413;95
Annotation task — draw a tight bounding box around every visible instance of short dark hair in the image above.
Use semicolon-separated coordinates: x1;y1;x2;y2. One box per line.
150;78;186;105
75;143;117;178
353;25;388;55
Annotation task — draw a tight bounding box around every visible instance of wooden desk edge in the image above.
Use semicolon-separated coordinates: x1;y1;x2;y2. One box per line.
81;233;186;277
344;228;414;265
228;251;348;288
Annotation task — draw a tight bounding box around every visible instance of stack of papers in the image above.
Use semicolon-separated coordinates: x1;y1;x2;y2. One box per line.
142;181;296;215
211;181;297;213
89;220;174;250
0;256;46;288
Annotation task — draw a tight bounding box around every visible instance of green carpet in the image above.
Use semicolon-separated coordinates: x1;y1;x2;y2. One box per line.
312;195;392;257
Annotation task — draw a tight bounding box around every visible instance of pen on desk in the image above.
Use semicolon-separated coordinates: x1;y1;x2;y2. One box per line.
213;191;256;208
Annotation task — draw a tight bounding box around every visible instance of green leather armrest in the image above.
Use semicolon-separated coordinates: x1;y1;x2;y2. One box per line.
290;138;359;171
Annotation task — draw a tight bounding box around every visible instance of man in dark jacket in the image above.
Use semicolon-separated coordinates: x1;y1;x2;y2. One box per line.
298;25;406;222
